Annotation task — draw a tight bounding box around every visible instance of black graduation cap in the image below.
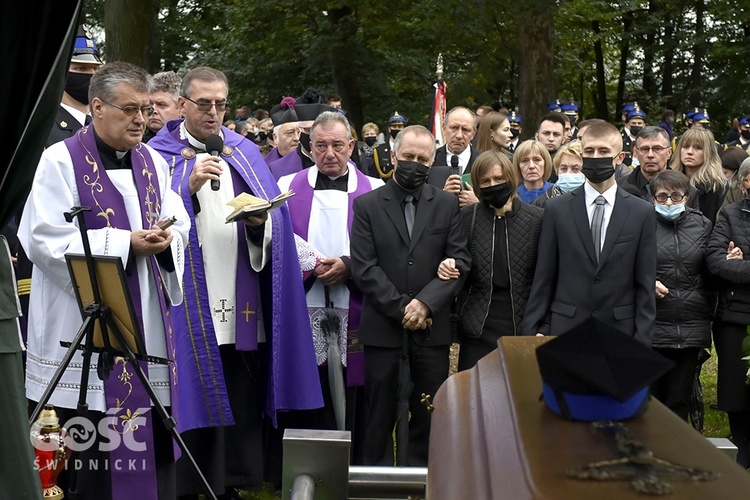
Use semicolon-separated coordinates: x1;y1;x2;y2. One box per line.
536;322;673;421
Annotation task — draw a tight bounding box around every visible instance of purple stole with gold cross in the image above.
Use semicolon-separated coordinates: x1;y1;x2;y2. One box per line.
64;125;177;500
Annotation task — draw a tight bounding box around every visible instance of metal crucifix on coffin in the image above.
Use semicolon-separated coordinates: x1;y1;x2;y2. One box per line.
567;421;719;495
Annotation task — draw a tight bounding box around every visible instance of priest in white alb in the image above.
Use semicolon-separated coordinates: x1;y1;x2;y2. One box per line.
278;111;382;463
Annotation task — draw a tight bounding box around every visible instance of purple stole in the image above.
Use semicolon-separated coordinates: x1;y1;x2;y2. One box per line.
264;146;281;165
148;121;322;429
286;167;372;387
268;148;304;181
64;126;176;500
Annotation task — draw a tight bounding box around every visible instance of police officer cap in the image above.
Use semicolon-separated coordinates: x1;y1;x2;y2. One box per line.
685;107;700;120
739;116;749;126
627;107;647;121
536;321;673;421
561;101;579;115
388;111;408;125
621;102;636;114
693;109;711;123
71;25;103;65
548;99;562;112
508;111;522;125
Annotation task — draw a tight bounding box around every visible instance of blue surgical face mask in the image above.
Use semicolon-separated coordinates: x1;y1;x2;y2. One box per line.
557;172;586;193
655;202;686;220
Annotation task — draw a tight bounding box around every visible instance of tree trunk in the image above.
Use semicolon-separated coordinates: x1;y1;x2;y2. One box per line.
592;20;608;120
326;6;364;134
616;10;634;120
105;0;158;71
642;1;658;109
688;0;705;105
517;6;556;140
661;15;675;106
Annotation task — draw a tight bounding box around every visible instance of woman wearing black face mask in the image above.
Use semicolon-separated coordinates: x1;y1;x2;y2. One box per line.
358;122;380;175
437;151;543;370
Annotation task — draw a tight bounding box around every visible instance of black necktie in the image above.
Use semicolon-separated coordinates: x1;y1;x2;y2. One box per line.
591;195;606;262
450;154;460;175
404;195;415;238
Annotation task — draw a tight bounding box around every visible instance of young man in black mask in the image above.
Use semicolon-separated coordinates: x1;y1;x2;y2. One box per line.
49;25;103;146
521;121;656;346
351;124;470;468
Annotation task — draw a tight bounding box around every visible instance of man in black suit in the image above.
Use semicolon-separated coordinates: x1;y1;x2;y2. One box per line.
351;125;470;466
436;106;482;207
520;121;656;346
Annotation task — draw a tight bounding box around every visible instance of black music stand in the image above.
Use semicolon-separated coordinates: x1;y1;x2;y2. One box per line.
29;205;216;500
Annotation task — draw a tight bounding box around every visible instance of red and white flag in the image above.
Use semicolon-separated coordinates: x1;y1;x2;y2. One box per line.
431;79;447;147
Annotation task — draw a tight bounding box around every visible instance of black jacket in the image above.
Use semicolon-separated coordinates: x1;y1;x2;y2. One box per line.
456;199;543;338
706;197;750;325
653;208;713;349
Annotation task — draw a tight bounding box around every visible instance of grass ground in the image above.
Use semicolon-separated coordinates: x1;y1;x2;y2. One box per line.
700;348;730;438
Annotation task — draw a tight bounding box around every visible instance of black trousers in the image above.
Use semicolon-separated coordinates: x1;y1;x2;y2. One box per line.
650;346;701;421
363;341;449;466
177;346;264;497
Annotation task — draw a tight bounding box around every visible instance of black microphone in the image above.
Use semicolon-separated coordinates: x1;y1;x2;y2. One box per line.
450;155;461;192
450;154;460;176
205;134;223;191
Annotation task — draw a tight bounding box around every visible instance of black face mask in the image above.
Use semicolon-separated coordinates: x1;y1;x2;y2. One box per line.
390;129;401;140
741;129;750;141
257;131;267;142
582;156;616;184
299;132;311;152
364;136;377;147
394;160;430;191
65;72;93;105
510;128;520;139
629;126;643;137
480;182;515;209
246;131;257;142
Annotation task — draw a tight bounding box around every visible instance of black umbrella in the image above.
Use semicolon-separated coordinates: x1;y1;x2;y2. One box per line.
320;287;345;430
395;329;414;466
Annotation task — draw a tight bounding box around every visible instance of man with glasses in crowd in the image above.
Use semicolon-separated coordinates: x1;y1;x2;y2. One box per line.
619;126;673;201
149;66;322;498
19;61;190;499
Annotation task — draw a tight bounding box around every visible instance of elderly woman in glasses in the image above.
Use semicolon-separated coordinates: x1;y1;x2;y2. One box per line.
706;156;750;468
647;170;713;423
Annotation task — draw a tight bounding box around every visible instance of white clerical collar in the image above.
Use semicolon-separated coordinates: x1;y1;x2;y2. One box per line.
447;145;472;167
60;103;89;128
180;121;224;150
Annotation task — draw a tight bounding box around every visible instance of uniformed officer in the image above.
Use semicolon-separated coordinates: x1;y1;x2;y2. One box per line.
561;101;580;139
622;104;647;167
508;111;523;153
726;116;750;151
48;25;103;147
372;112;407;179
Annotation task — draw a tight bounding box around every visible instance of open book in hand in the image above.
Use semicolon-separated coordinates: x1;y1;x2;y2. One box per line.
225;190;296;223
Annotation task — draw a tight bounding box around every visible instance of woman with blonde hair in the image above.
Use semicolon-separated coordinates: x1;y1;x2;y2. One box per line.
437;150;543;370
513;140;554;203
531;140;584;207
476;112;513;155
670;127;729;224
